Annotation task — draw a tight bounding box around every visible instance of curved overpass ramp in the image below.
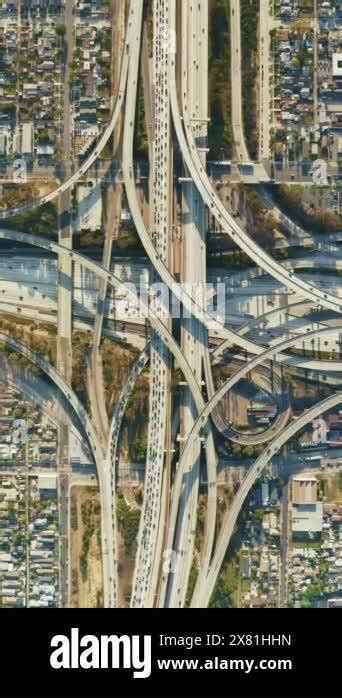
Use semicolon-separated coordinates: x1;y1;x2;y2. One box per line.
0;0;142;219
192;389;342;607
163;324;342;606
0;331;119;606
168;0;342;315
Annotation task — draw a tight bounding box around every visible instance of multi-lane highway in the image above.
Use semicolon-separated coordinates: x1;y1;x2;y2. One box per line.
162;0;216;610
1;1;341;612
230;0;250;163
130;0;172;609
259;0;271;161
168;13;342;316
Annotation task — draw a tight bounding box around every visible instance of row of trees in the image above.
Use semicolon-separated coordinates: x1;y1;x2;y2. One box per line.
274;184;341;234
241;0;259;160
208;0;233;158
79;494;101;581
230;443;264;458
3;199;58;239
116;492;141;553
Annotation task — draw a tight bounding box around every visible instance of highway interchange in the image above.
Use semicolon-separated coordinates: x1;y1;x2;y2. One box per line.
0;0;341;608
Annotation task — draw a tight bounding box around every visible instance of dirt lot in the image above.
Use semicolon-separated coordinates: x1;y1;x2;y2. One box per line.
226;388;249;428
37;181;58;198
70;486;103;608
318;472;342;506
101;339;143;414
0;314;57;368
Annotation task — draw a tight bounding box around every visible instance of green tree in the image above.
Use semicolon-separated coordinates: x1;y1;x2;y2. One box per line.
55;25;66;38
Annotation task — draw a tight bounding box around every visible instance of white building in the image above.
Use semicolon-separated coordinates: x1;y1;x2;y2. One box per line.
262;482;270;507
333;53;342;78
20;122;33;157
76;182;102;232
292;502;323;534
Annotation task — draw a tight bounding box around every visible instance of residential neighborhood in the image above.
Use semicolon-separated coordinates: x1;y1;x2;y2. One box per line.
271;0;342;186
0;0;112;178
